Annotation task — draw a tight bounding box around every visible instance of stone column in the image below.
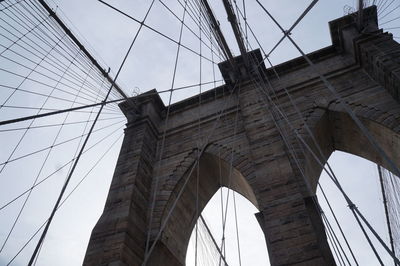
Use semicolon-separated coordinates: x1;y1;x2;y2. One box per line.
252;150;335;266
238;79;336;265
83;91;162;265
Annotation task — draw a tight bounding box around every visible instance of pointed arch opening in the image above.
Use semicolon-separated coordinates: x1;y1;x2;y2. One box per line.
303;109;400;192
295;103;400;265
185;187;270;266
303;107;400;265
152;151;270;265
316;151;396;265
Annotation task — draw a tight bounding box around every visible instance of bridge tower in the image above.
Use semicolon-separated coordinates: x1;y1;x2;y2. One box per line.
84;7;400;266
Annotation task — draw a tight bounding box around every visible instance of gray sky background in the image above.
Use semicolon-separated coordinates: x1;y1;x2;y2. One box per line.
0;0;399;265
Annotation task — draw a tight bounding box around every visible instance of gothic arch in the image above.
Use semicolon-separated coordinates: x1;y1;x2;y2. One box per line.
84;7;400;266
148;143;259;265
302;101;400;190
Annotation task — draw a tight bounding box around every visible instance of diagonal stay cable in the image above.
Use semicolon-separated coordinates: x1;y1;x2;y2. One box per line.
0;59;98;253
6;132;124;265
248;46;384;265
0;33;75;176
1;1;120;103
0;7;112;100
97;0;216;64
319;183;358;265
34;0;128;99
256;5;400;263
192;0;230;60
319;203;347;265
377;165;398;266
0;119;125;168
244;44;356;264
0;66;105;105
26;0;156;263
0;81;105;109
144;0;189;257
242;10;359;263
31;64;107;263
380;14;400;26
0;123;125;212
0;115;124;133
378;0;395;16
17;0;125;100
257;0;400;185
0;5;50;58
321;211;346;266
240;10;359;263
176;0;226;60
257;0;319;58
199;215;230;266
0;105;120;115
158;0;223;62
232;191;242;266
0;79;221;127
0;0;23;12
380;3;400;20
0;3;109;97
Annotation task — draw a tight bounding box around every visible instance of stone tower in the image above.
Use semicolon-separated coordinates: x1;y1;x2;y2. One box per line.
84;6;400;265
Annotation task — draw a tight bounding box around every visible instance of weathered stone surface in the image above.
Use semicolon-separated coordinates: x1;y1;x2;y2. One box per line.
84;6;400;266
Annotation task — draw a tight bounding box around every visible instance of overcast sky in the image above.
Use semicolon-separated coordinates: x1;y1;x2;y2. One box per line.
0;0;399;265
